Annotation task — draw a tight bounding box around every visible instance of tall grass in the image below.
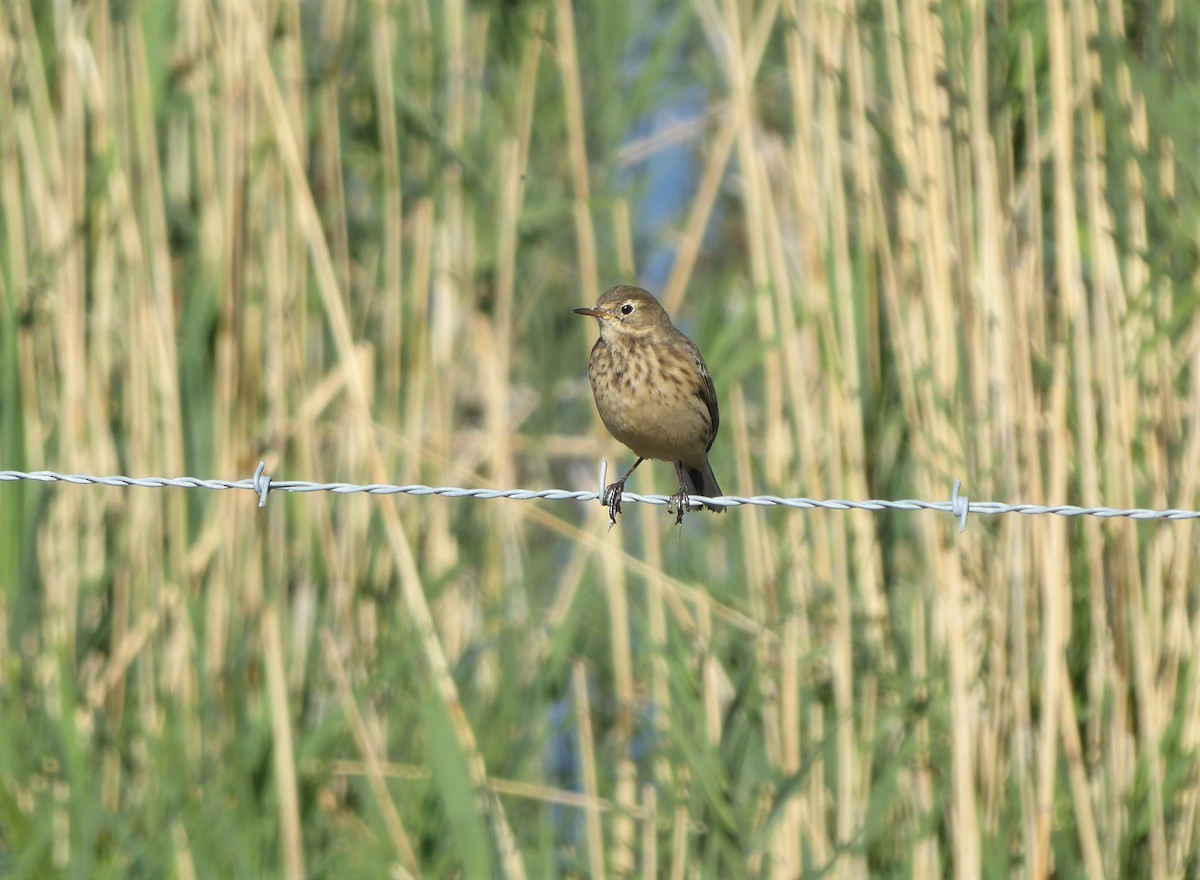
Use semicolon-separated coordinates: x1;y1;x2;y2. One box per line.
1;0;1199;876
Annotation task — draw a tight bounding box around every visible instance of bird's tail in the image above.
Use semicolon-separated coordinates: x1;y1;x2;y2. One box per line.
682;459;724;513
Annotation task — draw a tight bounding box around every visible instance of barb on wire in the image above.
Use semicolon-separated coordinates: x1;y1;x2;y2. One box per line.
253;460;272;508
2;462;1200;528
952;479;969;533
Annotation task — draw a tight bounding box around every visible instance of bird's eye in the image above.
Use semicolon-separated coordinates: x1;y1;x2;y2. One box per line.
621;303;635;315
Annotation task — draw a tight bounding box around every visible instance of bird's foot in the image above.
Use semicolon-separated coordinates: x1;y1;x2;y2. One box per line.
601;480;626;526
667;485;690;525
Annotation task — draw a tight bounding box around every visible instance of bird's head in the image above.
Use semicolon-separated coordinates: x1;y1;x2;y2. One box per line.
574;285;673;340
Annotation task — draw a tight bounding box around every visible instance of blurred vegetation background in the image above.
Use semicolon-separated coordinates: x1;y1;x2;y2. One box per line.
2;0;1199;876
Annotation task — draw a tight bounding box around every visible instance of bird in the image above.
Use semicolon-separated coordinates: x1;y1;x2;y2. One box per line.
575;285;723;525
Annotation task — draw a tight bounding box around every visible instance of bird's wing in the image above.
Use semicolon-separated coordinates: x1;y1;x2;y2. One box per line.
689;342;720;450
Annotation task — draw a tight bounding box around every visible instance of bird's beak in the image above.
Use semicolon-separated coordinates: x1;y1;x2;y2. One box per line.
574;306;606;318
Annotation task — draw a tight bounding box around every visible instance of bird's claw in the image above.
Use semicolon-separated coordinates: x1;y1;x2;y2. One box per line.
667;485;690;525
601;479;693;527
602;481;625;526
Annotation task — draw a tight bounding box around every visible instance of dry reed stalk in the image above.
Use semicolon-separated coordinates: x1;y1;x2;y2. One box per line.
1059;671;1105;878
669;801;690;880
555;0;599;308
779;563;818;876
263;605;305;880
907;586;940;878
482;138;526;608
399;0;434;495
425;0;467;587
641;783;658;880
731;386;782;771
598;524;637;871
574;660;607;879
171;821;199;880
322;628;419;873
1036;345;1071;880
368;0;405;417
1010;31;1045;870
613;757;637;875
490;776;617;811
630;478;675;811
613;198;636;277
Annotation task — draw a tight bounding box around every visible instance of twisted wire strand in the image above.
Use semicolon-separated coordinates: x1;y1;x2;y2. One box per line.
2;462;1199;528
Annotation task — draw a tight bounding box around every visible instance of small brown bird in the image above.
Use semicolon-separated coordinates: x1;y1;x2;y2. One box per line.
575;285;723;525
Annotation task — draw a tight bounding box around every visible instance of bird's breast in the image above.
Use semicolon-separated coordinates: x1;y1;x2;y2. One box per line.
586;337;713;464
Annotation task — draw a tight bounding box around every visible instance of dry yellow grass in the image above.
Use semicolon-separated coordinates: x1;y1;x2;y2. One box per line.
1;0;1198;877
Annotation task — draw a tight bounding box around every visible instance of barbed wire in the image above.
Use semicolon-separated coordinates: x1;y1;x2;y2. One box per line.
3;461;1199;532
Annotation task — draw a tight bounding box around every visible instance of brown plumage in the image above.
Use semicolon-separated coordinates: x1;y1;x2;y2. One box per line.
575;285;723;525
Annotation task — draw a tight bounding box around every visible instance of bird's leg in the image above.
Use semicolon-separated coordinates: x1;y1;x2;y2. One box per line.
602;458;644;525
669;461;691;525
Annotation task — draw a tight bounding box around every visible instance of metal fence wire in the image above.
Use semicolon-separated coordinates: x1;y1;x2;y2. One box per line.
4;461;1200;533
